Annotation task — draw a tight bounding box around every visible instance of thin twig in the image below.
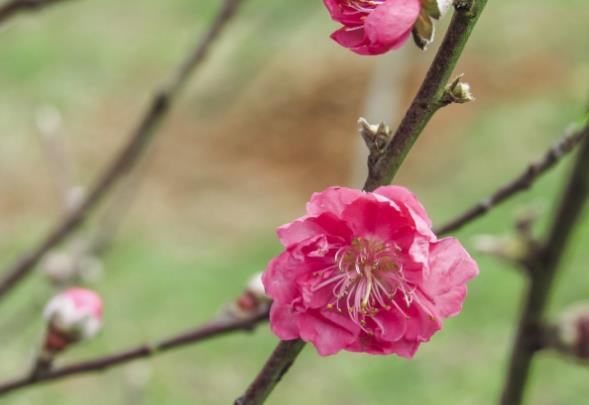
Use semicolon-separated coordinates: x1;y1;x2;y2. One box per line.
0;0;71;26
0;309;269;397
86;154;149;257
363;0;489;191
0;0;246;302
34;106;79;213
435;123;589;235
499;136;589;404
236;2;489;403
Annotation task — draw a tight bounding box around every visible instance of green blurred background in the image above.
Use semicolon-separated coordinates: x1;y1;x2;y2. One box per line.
0;0;588;403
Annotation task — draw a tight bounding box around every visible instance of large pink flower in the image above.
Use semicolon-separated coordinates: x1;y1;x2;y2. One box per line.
324;0;421;55
263;186;478;356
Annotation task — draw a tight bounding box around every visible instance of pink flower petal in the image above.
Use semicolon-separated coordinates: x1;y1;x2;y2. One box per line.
347;335;420;357
398;292;442;341
374;185;432;228
297;310;359;356
422;237;479;317
340;194;411;242
269;304;300;340
306;186;363;217
372;307;408;342
364;0;421;50
277;212;352;248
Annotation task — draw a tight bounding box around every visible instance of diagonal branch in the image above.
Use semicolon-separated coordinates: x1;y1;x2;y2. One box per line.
0;0;246;302
435;122;589;235
234;340;305;405
0;309;269;397
0;0;72;26
363;0;489;192
499;134;589;404
236;1;489;404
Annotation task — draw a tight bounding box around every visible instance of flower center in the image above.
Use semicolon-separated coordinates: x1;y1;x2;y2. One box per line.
315;237;413;333
345;0;384;13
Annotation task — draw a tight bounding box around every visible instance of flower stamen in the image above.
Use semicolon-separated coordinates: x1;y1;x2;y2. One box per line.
316;237;414;333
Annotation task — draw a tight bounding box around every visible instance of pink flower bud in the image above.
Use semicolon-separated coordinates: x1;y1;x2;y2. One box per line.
43;288;103;342
263;186;479;356
557;303;589;359
232;273;271;318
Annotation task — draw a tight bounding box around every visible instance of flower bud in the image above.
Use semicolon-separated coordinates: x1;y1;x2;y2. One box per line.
451;82;474;103
43;288;103;343
555;302;589;359
246;272;270;302
445;75;475;104
221;273;272;321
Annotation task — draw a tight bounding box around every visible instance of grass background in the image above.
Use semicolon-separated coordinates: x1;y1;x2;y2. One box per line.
0;0;588;403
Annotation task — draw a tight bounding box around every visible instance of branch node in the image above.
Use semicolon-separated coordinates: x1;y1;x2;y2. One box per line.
453;0;476;14
358;118;393;183
442;74;475;105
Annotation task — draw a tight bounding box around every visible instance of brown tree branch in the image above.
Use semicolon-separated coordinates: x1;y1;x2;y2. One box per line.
435;123;589;235
0;0;246;302
0;0;71;26
236;1;489;403
363;0;489;192
234;339;305;405
0;309;269;397
499;136;589;404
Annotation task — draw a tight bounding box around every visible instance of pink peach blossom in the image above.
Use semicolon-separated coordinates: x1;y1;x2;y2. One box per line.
43;287;103;341
324;0;421;55
263;186;478;356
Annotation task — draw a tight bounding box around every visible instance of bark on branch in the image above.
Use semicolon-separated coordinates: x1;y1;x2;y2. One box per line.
0;310;268;397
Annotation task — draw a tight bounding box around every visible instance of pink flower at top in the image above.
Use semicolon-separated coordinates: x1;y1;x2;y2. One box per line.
324;0;421;55
263;186;478;356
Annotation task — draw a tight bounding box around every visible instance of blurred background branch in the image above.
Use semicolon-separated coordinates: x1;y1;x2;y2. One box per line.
436;122;589;235
0;0;246;302
0;302;269;397
0;0;72;26
500;127;589;404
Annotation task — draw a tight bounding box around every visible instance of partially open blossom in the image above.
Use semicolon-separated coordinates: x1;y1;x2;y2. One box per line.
554;302;589;359
32;288;103;376
43;288;103;344
263;186;478;356
324;0;451;55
